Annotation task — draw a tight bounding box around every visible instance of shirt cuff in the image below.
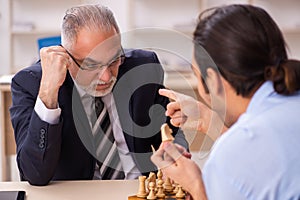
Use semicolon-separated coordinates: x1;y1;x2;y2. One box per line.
34;96;61;124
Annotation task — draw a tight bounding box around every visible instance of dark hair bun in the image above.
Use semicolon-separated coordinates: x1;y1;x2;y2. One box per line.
265;60;300;95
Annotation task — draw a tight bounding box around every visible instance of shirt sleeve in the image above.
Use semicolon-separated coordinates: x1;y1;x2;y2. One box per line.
34;96;61;124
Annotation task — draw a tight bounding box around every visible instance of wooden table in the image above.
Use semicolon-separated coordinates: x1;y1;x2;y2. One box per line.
0;180;139;200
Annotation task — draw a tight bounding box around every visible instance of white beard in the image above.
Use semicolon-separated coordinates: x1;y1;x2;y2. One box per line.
78;76;117;97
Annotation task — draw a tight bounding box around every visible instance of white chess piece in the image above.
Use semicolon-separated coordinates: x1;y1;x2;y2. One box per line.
156;180;165;199
175;184;185;199
157;169;163;182
161;123;174;142
147;172;156;190
147;182;156;200
137;176;148;198
163;177;173;193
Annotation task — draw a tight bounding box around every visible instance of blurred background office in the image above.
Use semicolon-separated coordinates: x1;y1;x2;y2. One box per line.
0;0;299;181
1;0;300;76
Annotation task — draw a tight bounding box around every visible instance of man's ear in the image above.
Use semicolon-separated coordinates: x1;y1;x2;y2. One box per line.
206;68;224;96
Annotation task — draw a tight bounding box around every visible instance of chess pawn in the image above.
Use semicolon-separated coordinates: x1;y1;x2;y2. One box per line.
173;182;179;194
137;176;148;198
163;177;173;193
157;169;163;181
147;182;156;200
156;179;165;199
175;185;185;199
156;170;163;192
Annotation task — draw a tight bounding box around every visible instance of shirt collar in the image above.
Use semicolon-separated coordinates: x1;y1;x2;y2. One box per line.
71;77;94;101
246;81;275;115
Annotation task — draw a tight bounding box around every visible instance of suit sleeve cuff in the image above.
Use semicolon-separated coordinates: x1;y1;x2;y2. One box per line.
34;96;61;124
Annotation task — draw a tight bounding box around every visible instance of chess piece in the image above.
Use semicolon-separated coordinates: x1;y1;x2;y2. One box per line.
147;182;156;200
148;172;156;183
161;123;174;142
147;172;156;190
163;177;173;193
173;182;179;194
157;169;163;182
175;185;185;199
151;145;156;153
156;180;165;199
137;176;148;198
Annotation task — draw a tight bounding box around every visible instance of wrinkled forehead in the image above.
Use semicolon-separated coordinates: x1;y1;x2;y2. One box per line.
73;28;122;62
88;34;122;61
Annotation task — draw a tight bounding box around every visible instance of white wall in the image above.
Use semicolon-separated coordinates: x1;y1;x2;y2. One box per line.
0;0;11;75
2;0;300;75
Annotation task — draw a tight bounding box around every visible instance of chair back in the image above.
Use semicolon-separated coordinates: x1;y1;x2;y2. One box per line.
37;36;61;50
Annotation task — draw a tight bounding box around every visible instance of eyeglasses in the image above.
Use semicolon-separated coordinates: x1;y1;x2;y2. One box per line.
65;47;125;71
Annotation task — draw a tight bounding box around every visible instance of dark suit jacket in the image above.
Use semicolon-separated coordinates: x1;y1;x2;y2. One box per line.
10;49;188;186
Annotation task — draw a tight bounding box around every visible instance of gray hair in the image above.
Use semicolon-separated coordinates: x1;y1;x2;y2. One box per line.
61;4;120;49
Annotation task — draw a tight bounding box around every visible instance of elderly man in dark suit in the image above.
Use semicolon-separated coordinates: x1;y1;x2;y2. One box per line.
9;4;188;186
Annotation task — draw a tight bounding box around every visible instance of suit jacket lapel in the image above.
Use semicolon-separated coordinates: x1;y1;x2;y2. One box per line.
66;77;96;155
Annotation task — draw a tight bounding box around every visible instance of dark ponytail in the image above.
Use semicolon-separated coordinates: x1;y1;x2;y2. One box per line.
265;60;300;95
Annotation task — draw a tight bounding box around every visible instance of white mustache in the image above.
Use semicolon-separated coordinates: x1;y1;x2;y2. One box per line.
93;77;115;86
82;76;117;97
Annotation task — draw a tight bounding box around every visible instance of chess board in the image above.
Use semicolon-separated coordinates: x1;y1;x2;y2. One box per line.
128;184;186;200
128;124;187;200
128;194;184;200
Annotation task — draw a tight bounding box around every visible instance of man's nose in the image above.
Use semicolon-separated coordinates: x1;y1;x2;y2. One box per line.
98;67;111;82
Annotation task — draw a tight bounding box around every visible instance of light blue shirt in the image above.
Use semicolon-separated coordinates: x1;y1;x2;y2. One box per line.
202;81;300;200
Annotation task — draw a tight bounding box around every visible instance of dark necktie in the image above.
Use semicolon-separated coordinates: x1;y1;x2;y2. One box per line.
93;97;125;180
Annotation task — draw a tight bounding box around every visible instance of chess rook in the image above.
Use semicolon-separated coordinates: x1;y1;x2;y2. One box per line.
137;176;148;198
